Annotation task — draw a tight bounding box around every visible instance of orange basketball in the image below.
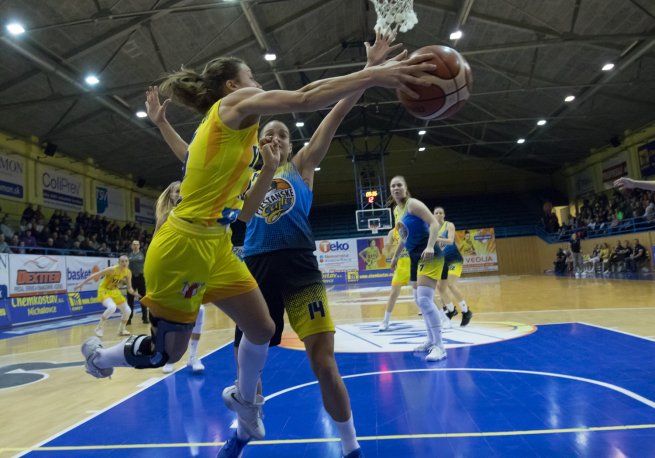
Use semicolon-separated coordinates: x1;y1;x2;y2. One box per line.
397;45;472;120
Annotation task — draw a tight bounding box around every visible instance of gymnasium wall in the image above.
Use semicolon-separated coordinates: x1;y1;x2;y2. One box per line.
0;131;158;228
494;232;655;275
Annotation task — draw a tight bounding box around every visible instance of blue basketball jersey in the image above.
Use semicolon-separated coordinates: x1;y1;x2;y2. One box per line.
243;161;315;257
398;207;430;252
438;220;459;256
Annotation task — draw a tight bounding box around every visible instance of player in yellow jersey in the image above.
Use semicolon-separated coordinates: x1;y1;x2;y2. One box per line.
378;225;410;331
75;255;141;338
80;43;436;457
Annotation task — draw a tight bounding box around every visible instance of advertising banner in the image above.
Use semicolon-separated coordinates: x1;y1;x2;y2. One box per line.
7;293;70;325
314;238;359;272
134;194;156;225
601;151;628;189
8;254;67;296
456;228;498;273
95;182;126;220
638;139;655;179
0;150;26;201
67;290;105;316
36;164;84;211
66;256;113;292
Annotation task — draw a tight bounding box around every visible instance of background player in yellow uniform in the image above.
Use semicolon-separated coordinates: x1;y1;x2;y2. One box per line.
378;225;410;331
80;46;436;457
75;255;140;338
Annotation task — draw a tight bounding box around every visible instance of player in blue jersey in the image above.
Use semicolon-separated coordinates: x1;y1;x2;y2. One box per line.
389;176;447;362
433;207;473;326
146;33;403;458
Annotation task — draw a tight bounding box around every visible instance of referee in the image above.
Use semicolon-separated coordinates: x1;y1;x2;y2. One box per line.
126;240;148;324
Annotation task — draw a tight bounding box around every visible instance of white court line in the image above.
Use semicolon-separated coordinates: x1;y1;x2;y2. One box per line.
265;367;655;410
475;306;655;314
578;322;655;343
16;340;233;458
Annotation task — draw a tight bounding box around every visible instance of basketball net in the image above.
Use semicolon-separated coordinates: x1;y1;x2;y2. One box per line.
369;0;418;35
369;221;380;235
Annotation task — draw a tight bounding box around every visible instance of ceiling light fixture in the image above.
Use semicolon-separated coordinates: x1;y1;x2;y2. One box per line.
85;75;100;86
601;63;615;71
517;138;526;144
295;121;304;127
449;30;463;40
537;119;547;126
6;22;25;35
418;147;426;152
564;95;575;102
136;111;147;118
264;53;276;61
418;130;426;135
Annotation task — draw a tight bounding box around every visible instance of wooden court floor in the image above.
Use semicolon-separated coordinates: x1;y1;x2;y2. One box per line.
1;274;654;457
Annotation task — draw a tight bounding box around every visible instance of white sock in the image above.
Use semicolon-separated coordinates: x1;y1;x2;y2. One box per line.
237;335;269;403
383;311;391;323
94;338;132;368
459;300;469;313
416;286;442;346
446;302;455;312
334;414;359;455
188;338;199;362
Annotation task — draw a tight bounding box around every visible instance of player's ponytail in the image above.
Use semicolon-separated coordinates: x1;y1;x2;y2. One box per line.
159;57;244;115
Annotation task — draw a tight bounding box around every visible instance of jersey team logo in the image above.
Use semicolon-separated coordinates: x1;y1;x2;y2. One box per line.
181;281;203;299
257;178;295;224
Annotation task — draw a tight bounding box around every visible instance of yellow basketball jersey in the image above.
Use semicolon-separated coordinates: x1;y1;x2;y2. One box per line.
391;227;409;258
100;266;129;290
175;99;260;225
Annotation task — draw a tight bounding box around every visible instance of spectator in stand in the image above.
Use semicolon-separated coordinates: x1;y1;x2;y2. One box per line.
0;214;14;239
43;237;56;254
98;242;111;256
21;204;34;222
569;233;583;276
0;234;10;253
626;239;647;272
20;230;38;253
70;240;85;256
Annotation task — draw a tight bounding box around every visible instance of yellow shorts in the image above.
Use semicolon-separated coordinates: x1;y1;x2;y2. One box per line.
286;282;335;340
97;288;126;305
417;255;446;281
392;256;411;286
141;213;258;323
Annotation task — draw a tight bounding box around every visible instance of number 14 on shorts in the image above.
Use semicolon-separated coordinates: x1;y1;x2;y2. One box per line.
308;301;326;320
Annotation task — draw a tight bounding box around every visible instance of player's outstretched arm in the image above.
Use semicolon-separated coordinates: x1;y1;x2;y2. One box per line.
293;32;402;179
614;177;655;191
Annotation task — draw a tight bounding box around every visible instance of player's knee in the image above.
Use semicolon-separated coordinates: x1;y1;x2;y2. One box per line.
124;335;168;368
245;317;275;345
105;303;117;315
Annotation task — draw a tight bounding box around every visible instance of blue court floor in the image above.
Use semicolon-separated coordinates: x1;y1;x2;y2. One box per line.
24;322;655;457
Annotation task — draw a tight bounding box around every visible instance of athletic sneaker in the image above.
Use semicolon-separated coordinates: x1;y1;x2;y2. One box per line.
217;431;249;458
117;328;130;337
162;363;174;374
81;336;114;379
441;317;453;330
378;321;389;332
445;309;458;320
187;358;205;373
413;341;433;352
94;324;104;337
222;385;265;440
461;310;473;327
343;448;364;458
425;345;447;362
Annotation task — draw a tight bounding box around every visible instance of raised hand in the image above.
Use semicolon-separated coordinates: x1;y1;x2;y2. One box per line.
368;53;436;99
259;136;281;172
145;86;171;126
364;31;403;67
614;177;635;190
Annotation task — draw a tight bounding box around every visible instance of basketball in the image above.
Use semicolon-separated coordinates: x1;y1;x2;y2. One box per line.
397;45;472;120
